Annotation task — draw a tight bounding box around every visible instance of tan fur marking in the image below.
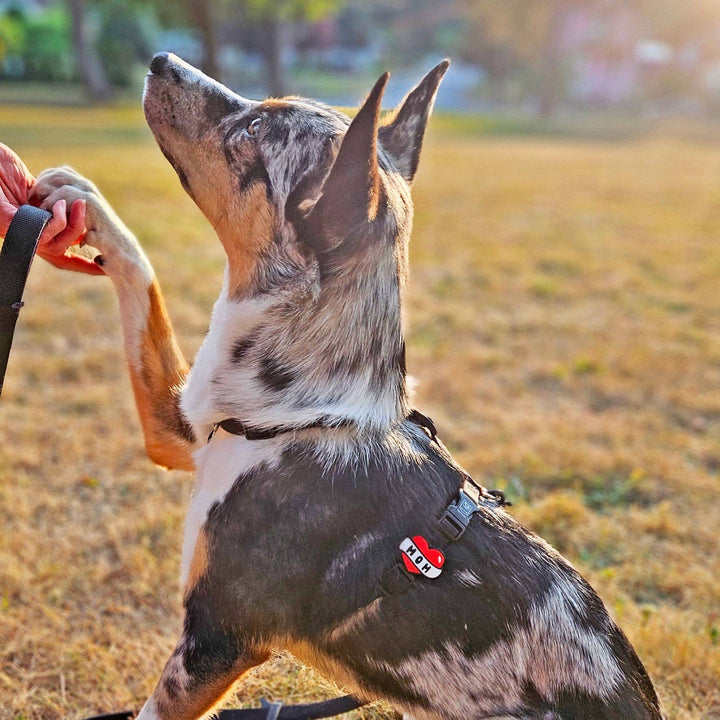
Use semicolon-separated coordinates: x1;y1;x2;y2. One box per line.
285;640;368;701
217;183;277;298
259;99;291;109
184;527;209;596
153;652;269;720
326;598;382;642
128;280;194;470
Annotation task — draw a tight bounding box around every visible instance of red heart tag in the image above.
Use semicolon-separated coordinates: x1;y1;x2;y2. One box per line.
400;535;445;578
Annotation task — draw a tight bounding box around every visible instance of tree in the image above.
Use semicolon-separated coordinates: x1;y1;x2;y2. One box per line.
152;0;221;79
191;0;220;79
66;0;111;100
241;0;345;96
149;0;346;92
459;0;593;116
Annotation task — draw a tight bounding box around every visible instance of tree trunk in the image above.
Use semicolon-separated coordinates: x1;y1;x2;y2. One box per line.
190;0;221;80
537;0;565;118
262;16;286;97
66;0;111;102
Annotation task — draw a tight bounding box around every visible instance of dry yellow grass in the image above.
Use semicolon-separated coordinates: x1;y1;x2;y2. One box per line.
0;104;719;719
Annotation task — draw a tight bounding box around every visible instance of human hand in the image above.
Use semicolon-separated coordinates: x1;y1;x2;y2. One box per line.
0;143;103;275
32;166;150;282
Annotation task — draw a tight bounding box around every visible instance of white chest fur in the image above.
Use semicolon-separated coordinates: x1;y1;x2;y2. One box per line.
181;431;282;588
180;281;271;436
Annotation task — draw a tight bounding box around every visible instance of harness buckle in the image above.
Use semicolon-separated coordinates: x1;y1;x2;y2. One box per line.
438;490;480;541
260;699;283;720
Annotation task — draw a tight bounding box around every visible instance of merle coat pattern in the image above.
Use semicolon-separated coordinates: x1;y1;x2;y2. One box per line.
32;53;665;720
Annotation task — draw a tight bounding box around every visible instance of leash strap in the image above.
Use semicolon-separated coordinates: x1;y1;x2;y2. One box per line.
0;204;52;397
82;695;366;720
218;695;366;720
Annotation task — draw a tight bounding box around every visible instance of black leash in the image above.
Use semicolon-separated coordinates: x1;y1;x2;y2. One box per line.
217;695;366;720
0;204;51;398
82;695;366;720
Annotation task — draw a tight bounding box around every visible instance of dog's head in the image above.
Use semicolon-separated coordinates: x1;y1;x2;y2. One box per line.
145;54;448;430
143;53;448;298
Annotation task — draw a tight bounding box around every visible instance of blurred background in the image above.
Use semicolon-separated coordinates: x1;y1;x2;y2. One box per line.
5;0;720;117
1;2;720;720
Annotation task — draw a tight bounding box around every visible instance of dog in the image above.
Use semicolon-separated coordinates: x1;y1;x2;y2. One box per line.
32;52;665;720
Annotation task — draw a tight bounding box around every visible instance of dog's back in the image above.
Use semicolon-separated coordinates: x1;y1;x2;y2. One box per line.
186;420;663;720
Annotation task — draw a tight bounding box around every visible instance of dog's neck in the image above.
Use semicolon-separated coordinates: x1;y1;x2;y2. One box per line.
181;258;409;441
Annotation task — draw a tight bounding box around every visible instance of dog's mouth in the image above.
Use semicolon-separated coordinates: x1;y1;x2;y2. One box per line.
143;52;219;198
143;53;183;134
144;52;250;135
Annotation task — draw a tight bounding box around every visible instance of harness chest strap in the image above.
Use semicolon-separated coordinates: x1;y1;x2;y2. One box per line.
207;408;508;597
378;486;503;596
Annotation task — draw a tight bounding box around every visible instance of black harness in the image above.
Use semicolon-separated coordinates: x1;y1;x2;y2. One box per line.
192;408;509;720
207;416;353;442
83;696;366;720
209;408;510;599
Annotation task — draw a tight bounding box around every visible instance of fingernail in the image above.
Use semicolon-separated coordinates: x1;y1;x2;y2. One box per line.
94;255;105;266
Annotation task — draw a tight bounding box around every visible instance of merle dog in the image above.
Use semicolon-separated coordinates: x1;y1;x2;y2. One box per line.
32;53;664;720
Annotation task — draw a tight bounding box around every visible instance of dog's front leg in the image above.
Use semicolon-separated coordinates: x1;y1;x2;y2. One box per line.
33;168;196;470
137;630;269;720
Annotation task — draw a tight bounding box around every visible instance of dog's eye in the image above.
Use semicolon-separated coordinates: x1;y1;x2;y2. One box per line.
244;118;262;138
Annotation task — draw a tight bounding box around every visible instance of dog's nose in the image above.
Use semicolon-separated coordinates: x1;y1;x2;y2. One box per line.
149;52;170;76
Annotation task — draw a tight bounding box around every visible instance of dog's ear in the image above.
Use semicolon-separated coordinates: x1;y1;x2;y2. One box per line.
379;59;449;183
307;71;389;240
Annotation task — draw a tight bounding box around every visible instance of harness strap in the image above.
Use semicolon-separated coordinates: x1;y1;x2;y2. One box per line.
218;695;366;720
81;695;366;720
209;408;436;444
379;409;510;597
0;205;52;398
379;488;492;596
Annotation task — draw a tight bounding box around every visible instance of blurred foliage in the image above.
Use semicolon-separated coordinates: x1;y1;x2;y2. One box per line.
24;7;73;82
242;0;343;23
96;1;154;87
0;10;24;59
5;0;720;110
0;0;151;87
0;5;73;82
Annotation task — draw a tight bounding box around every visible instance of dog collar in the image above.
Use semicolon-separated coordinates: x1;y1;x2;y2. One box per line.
207;416;355;442
208;409;442;444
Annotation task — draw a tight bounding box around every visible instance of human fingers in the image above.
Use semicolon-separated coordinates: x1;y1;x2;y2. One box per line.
35;247;105;275
0;143;35;205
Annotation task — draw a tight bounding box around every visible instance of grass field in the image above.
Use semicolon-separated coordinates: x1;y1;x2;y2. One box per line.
1;102;719;720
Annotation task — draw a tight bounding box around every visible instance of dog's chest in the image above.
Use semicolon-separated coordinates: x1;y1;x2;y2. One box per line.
181;433;282;588
180;289;270;434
